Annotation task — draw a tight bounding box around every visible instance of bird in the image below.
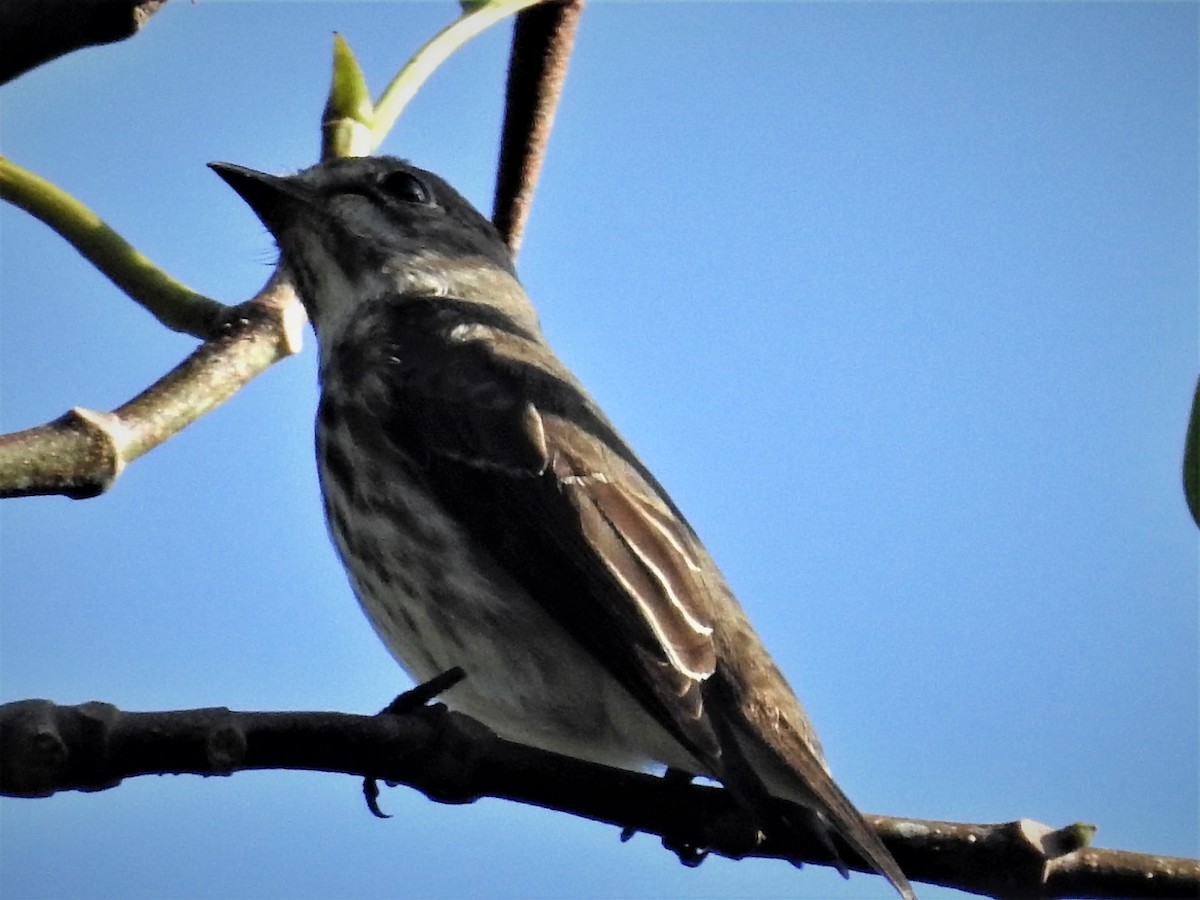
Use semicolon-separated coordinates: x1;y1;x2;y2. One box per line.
210;155;914;899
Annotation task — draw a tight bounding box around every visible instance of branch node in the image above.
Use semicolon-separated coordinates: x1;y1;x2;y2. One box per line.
412;709;493;806
66;406;131;488
0;700;67;797
279;285;309;354
1038;820;1097;859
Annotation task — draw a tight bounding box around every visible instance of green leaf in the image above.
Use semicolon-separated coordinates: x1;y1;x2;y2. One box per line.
322;33;375;159
1184;376;1200;529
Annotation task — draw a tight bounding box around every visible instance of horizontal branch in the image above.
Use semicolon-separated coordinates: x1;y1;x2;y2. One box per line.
0;697;1193;899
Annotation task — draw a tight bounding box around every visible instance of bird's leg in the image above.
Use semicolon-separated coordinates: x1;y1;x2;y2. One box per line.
661;771;710;865
363;667;469;818
379;666;468;715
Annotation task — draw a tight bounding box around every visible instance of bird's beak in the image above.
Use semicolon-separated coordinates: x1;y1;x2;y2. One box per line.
208;162;310;234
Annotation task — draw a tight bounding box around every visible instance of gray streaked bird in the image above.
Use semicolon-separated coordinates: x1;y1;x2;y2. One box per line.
210;156;914;899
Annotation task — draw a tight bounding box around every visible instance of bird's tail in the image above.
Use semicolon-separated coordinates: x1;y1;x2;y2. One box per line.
704;678;916;899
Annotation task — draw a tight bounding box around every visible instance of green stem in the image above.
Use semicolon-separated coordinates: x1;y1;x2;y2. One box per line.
369;0;546;153
0;156;224;338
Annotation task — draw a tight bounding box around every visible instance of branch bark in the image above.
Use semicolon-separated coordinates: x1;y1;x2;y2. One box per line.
1;698;1194;899
0;277;305;499
493;0;584;255
0;0;167;85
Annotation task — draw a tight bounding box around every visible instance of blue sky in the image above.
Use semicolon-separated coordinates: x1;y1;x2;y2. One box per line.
1;3;1196;898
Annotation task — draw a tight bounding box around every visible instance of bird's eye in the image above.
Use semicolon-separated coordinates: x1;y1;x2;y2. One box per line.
379;170;431;205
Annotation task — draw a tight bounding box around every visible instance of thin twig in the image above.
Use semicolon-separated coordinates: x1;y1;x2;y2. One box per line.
0;157;225;338
369;0;546;155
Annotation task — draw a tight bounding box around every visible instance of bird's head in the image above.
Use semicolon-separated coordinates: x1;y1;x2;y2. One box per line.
210;156;527;345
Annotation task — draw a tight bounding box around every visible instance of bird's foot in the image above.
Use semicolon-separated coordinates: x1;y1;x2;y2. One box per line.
362;667;469;818
660;768;710;866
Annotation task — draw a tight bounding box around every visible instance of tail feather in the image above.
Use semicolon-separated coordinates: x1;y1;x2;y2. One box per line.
703;676;915;899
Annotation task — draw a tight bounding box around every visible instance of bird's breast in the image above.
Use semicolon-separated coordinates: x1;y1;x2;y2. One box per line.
313;390;699;774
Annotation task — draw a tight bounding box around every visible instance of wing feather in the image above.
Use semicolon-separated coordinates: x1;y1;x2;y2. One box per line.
546;424;716;681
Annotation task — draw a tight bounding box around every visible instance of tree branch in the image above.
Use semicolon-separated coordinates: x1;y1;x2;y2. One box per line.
0;0;167;86
0;277;304;499
492;0;584;255
367;0;547;156
0;698;1194;899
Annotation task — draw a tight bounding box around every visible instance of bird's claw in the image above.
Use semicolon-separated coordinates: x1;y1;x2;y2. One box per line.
362;668;469;818
363;776;392;819
663;835;710;868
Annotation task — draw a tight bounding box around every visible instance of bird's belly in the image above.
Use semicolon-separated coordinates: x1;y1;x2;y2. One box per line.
317;446;697;774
